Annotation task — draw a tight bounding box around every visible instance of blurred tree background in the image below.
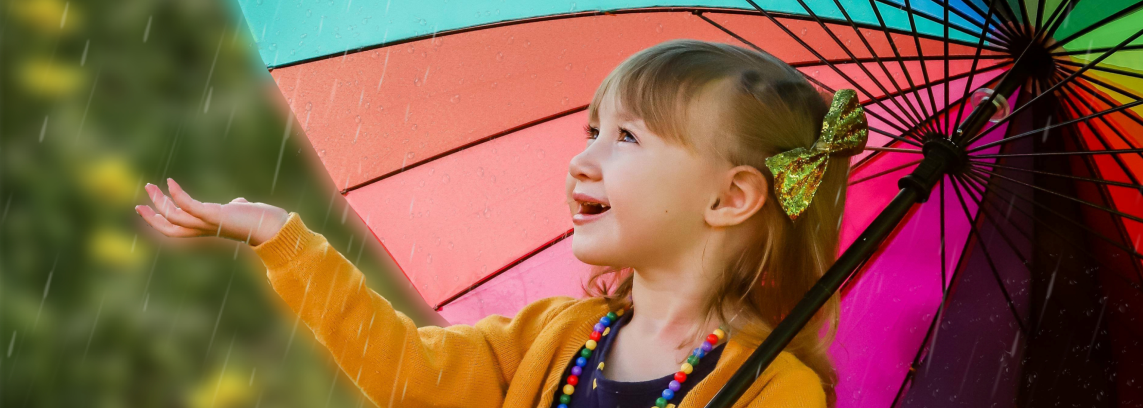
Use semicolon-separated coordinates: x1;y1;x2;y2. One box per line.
0;0;448;406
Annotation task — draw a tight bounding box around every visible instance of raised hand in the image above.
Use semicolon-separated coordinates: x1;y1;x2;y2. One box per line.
135;178;290;247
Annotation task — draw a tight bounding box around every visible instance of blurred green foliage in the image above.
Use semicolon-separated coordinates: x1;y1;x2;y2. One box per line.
1;0;446;406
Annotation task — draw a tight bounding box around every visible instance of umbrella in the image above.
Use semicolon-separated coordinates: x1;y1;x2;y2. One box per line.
231;0;1143;406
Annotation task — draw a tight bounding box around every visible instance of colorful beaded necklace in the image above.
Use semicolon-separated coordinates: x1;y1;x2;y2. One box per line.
554;305;727;408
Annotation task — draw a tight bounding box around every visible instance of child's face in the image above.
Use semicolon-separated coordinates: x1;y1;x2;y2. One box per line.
566;93;729;269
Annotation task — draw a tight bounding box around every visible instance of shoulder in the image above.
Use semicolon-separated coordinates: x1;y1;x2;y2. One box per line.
509;296;603;321
517;296;610;327
747;351;827;408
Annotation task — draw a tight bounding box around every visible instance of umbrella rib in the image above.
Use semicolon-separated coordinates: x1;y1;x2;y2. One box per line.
882;62;1012;139
1056;82;1143;186
1052;44;1143;56
929;0;1016;46
848;158;923;186
941;1;950;134
947;173;1029;334
868;126;926;146
869;0;1006;47
903;0;942;120
340;104;587;193
964;166;1143;288
794;0;928;129
692;12;918;137
967;99;1143;152
1056;67;1143;146
992;0;1027;38
695;10;937;141
1035;0;1047;32
941;172;947;295
953;174;1039;297
1039;0;1079;43
974;148;1143;158
850;136;925;171
943;0;1022;44
1056;59;1143;81
740;1;925;133
966;28;1143;146
954;1;1003;136
859;61;1012;148
955;169;1143;306
866;0;934;123
967;166;1143;224
1014;0;1032;34
856;61;1011;151
791;53;1011;67
1053;1;1143;48
969;166;1143;243
867;60;1010;107
433;229;574;310
960;173;1055;266
970;160;1143;190
944;0;951;135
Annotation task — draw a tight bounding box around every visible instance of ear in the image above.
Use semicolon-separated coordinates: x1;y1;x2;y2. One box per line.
705;165;768;227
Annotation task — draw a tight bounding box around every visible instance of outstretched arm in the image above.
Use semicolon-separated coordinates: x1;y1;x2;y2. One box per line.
136;179;576;407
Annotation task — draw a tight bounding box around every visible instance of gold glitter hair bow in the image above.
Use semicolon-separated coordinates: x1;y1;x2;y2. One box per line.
764;89;869;221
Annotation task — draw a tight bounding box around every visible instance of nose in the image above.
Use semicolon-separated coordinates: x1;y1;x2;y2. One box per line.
568;142;603;182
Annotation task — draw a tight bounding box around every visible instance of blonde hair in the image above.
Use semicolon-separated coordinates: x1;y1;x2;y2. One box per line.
579;39;848;408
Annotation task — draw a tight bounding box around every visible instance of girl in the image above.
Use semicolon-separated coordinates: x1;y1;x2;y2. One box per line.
135;39;866;408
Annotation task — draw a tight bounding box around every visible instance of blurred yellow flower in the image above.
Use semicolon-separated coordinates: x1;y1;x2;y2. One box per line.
88;226;144;269
20;58;84;98
189;368;253;408
80;155;139;206
12;0;81;33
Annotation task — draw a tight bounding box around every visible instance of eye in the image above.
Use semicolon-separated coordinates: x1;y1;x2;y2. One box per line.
582;124;638;144
618;127;638;143
583;124;599;140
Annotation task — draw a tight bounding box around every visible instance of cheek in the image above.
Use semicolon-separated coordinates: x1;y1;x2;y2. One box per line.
607;160;705;244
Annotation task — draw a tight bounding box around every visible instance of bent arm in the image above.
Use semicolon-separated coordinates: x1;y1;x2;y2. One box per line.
251;212;574;407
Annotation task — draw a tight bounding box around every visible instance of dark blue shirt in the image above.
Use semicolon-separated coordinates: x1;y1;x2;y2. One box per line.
553;307;725;408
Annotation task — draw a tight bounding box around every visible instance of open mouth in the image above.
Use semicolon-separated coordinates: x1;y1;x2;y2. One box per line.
579;202;611;215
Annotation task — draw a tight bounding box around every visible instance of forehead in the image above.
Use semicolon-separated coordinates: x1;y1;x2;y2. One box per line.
594;91;639;124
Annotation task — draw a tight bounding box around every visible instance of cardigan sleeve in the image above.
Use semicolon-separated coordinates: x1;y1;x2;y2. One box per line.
745;352;827;408
250;212;577;408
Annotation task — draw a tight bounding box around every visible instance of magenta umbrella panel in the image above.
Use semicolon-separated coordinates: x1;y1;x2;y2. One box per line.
231;0;1143;406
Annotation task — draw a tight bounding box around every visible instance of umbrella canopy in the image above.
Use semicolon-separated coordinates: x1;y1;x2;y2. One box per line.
232;1;1143;407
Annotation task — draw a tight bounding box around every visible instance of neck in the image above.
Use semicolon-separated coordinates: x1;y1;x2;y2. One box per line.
625;239;727;349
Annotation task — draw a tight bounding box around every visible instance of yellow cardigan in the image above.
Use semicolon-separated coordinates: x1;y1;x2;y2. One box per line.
251;212;826;408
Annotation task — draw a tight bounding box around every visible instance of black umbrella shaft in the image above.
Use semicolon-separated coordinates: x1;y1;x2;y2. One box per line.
704;64;1032;408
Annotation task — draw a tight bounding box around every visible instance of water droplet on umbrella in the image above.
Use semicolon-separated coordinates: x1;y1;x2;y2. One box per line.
441;174;450;183
565;63;573;70
801;27;807;36
450;94;460;103
497;52;504;61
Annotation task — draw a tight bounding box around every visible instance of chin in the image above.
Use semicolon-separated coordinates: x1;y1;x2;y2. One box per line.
570;234;622;266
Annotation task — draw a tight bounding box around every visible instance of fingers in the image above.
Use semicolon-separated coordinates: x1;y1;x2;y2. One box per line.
135;204;206;238
144;182;214;232
166;178;223;225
